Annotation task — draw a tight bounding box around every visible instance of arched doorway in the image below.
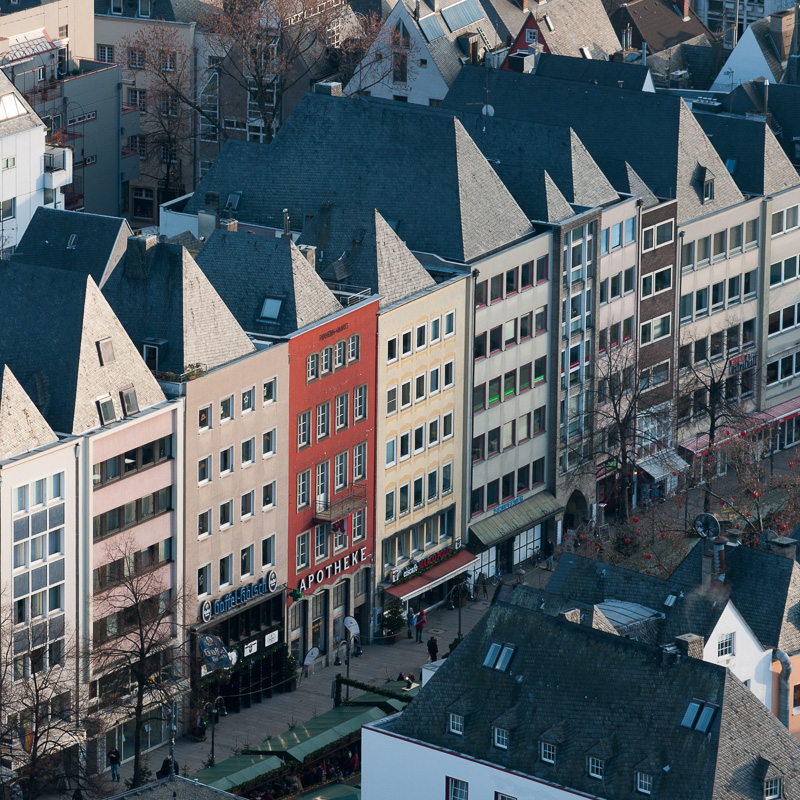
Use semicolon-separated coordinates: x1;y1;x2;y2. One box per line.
564;490;589;533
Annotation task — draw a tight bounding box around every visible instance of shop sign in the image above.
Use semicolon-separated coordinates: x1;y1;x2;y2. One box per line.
199;571;278;622
494;494;526;515
297;546;367;592
730;352;757;373
198;633;232;671
265;630;279;648
319;322;349;341
244;640;258;657
391;545;452;583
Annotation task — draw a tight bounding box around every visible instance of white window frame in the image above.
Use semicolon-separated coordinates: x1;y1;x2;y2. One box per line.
353;442;366;481
588;757;603;779
444;359;455;389
541;741;556;763
717;631;734;658
448;713;464;735
493;726;509;749
444;309;456;337
198;455;212;485
636;771;653;795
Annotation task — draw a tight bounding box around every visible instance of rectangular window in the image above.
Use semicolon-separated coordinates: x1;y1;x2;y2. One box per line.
540;741;556;763
447;778;468;800
588;757;603;779
624;267;634;294
534;356;546;384
611;222;622;249
474;332;486;360
317;402;330;439
636;772;653;795
445;310;455;337
198;564;211;596
198;455;211;484
415;374;426;402
610;273;621;299
712;230;726;261
242;437;255;465
490;274;503;303
712;280;725;311
717;632;734;657
261;535;275;568
335;393;348;429
535;305;547;334
219;554;232;586
536;255;548;283
695;287;709;316
353;442;366;481
430;366;441;395
387;336;398;363
399;483;410;516
521;261;533;288
444;360;455;388
297;470;310;508
413;476;424;508
745;218;759;247
400;431;411;461
219;446;233;475
387;387;398;416
429;417;440;446
298;411;311;448
697;235;710;266
506;267;518;295
296;532;309;569
385;490;396;522
414;424;426;454
349;334;360;361
334;452;348;490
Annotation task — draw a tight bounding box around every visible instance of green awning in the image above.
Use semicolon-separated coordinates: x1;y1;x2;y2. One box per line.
248;705;388;762
294;784;361;800
470;491;562;548
190;752;284;791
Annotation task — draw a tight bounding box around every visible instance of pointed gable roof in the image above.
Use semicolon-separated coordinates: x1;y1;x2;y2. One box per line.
185;94;532;263
13;207;132;288
0;262;165;434
100;237;255;376
196;231;343;336
0;364;57;460
298;208;436;307
542;171;575;222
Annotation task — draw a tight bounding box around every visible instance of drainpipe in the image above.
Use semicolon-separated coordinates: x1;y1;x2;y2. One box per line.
773;648;792;727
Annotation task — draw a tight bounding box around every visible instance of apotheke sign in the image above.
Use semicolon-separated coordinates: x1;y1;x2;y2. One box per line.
297;547;367;591
199;571;278;622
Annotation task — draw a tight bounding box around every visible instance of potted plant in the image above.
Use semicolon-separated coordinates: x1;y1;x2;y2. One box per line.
285;653;299;692
383;595;406;644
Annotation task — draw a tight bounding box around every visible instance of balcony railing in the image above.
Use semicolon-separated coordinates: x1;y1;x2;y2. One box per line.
315;482;367;523
44;150;66;172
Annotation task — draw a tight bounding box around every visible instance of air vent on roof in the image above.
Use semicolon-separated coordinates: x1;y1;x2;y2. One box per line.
67;234;79;250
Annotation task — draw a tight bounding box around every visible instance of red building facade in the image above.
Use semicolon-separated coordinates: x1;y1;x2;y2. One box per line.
286;298;379;662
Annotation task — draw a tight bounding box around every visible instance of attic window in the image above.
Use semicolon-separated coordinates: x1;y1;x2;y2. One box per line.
540;740;556;764
703;178;714;202
544;14;554;30
67;234;79;250
97;395;116;426
495;644;516;672
449;713;464;735
97;338;116;366
681;699;718;732
588;757;604;780
493;726;509;749
259;297;283;321
139;0;151;15
225;192;241;213
580;47;592;59
725;158;736;174
765;778;782;799
121;386;139;416
483;642;502;668
636;771;653;794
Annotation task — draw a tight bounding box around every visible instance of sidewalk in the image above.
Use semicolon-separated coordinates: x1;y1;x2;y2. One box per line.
98;565;553;794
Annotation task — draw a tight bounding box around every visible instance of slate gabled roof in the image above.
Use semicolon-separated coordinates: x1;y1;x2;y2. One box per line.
101;238;256;376
530;0;621;60
195;231;343;337
443;67;744;221
380;588;800;798
185;93;533;263
0;262;165;434
695;111;798;196
610;0;714;53
94;0;214;23
534;53;651;91
298;208;435;307
0;365;57;461
14;207;132;288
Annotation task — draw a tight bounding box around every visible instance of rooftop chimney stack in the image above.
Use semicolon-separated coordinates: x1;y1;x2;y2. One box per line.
415;0;420;19
298;244;317;271
283;209;291;238
674;633;705;660
125;234;157;279
771;537;797;560
314;81;343;97
771;11;794;60
681;0;690;20
712;535;727;579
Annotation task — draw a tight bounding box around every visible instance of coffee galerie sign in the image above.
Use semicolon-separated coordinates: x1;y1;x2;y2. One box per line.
297;546;368;592
199;571;278;623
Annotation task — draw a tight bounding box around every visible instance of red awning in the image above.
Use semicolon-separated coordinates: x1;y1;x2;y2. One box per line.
384;550;479;602
679;396;800;457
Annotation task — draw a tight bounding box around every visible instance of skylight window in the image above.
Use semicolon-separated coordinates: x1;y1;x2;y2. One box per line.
495;645;516;672
97;395;116;426
544;14;554;31
483;642;502;668
67;234;79;250
725;158;736;174
695;704;717;733
680;701;701;729
0;93;28;123
580;46;592;59
259;297;283;321
121;386;139;416
681;699;717;733
97;338;116;366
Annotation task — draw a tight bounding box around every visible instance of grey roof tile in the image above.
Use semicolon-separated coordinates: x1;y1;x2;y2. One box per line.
94;0;214;23
380;588;800;798
534;53;651;90
529;0;621;59
0;262;165;434
101;238;256;375
0;365;57;461
443;67;744;221
195;231;343;336
186;93;532;262
14;207;132;288
610;0;714;53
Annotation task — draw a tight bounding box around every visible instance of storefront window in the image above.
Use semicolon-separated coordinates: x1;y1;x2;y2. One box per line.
312;593;327;653
332;581;347;643
513;525;540;564
290;602;304;662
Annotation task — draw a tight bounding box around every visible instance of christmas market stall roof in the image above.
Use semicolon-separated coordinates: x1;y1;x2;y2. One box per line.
190;752;284;791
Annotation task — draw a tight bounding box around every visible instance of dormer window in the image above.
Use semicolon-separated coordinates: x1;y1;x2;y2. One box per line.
493;726;509;749
765;778;782;799
139;0;151;16
704;179;714;202
97;337;116;366
449;713;464;735
588;757;604;780
540;741;556;764
636;771;653;794
580;47;592;59
97;395;116;425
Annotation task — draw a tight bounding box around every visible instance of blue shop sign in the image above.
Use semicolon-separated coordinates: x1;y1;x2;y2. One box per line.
200;571;278;623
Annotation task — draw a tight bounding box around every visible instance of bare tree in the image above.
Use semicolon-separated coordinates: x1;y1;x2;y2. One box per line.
202;0;354;140
90;534;185;788
676;323;756;512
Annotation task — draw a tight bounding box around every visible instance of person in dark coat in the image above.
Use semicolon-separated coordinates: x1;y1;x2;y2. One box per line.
107;747;121;783
427;636;439;663
544;538;554;570
415;609;426;642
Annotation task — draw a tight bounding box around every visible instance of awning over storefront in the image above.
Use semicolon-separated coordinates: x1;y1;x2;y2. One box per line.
469;491;562;549
384;549;479;602
679;396;800;457
637;449;690;482
191;753;284;791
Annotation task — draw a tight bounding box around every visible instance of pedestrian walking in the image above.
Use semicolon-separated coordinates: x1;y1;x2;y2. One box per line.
544;538;554;570
107;747;121;783
415;609;426;642
478;572;488;599
427;635;439;663
407;607;415;639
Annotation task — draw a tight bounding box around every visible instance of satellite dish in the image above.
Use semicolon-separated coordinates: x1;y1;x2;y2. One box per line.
693;513;720;539
481;104;495;117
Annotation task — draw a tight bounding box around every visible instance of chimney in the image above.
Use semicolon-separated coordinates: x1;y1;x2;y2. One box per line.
204;191;220;213
414;0;419;19
674;633;705;660
521;0;528;12
712;535;727;578
771;11;794;60
282;209;291;238
219;218;238;232
125;234;157;279
771;536;797;560
561;608;581;624
764;79;770;117
314;81;342;97
681;0;690;21
297;244;316;271
725;528;742;546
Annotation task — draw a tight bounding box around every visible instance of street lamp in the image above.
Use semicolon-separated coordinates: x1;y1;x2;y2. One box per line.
445;580;470;639
204;696;228;766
